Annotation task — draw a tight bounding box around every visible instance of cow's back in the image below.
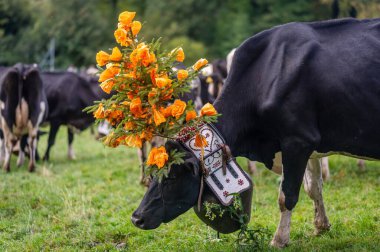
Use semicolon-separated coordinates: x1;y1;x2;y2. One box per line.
217;18;380;161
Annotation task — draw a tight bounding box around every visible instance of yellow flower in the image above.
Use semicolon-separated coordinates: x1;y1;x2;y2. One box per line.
200;103;217;116
94;103;105;119
131;21;142;36
114;28;132;46
118;11;136;26
185;110;197;122
98;67;120;82
153;107;166;126
177;69;188;81
171;99;186;119
146;146;169;169
96;51;110;66
109;47;122;61
100;80;115;94
193;58;208;71
176;48;185;62
125;135;142;148
195;133;208;148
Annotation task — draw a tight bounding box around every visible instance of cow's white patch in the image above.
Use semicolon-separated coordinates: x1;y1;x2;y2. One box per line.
271;191;292;248
272;152;283;175
14;98;29;136
68;143;76;160
201;65;213;76
304;159;330;234
97;121;111;136
17;147;25;167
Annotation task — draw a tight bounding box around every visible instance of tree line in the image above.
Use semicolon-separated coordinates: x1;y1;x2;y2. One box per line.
0;0;378;69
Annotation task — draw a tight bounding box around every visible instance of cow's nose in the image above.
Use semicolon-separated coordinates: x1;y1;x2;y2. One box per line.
131;213;144;228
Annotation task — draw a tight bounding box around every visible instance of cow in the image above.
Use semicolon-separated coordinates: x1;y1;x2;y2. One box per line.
0;63;48;172
41;71;108;161
131;18;380;248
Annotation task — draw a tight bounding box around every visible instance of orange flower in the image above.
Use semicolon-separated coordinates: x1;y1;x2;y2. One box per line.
146;146;169;169
160;106;172;118
109;47;122;61
177;69;188;81
125;134;142;148
130;97;144;118
153;107;166;126
186;110;197;122
118;11;136;26
155;77;172;88
124;121;135;130
148;89;157;99
171;99;186;118
94;103;105;119
162;88;173;101
114;28;132;46
176;48;185;62
140;129;153;141
200;103;217;116
98;67;120;82
96;51;110;66
103;133;120;148
193;58;208;71
131;21;142;36
100;80;115;94
195;133;208;148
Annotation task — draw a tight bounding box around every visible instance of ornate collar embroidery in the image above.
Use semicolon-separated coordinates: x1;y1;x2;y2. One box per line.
178;124;252;206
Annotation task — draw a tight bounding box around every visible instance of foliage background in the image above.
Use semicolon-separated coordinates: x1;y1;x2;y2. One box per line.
1;0;379;68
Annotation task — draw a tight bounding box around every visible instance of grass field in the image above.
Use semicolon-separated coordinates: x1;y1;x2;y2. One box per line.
0;126;379;251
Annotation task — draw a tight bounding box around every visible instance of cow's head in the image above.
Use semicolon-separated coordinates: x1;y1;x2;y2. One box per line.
132;140;253;233
131;140;201;229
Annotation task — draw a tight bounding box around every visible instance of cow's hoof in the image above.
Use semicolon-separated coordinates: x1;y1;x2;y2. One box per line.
28;165;35;173
68;155;76;160
3;166;10;173
270;237;289;248
314;223;331;236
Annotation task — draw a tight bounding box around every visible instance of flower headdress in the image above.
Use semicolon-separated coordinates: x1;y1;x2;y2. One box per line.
86;10;219;179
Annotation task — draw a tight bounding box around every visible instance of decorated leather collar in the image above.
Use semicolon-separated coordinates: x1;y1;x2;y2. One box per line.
177;124;253;206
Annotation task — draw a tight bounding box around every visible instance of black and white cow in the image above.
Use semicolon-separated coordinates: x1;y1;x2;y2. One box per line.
0;64;48;172
41;71;108;161
132;18;380;247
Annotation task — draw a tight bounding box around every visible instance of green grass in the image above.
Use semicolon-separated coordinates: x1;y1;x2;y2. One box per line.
0;127;379;251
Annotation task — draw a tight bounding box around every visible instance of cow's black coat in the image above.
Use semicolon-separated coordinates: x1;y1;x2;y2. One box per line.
41;71;107;160
214;18;380;209
133;18;380;229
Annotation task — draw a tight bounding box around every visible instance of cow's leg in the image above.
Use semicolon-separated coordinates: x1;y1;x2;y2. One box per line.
27;135;37;172
247;160;257;175
357;159;365;171
0;130;4;163
3;139;14;172
67;128;76;160
271;138;314;248
43;122;60;161
17;135;28;167
304;158;331;235
271;190;292;248
321;157;330;180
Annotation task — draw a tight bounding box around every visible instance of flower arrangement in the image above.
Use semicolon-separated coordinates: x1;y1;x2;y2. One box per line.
86;10;219;179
